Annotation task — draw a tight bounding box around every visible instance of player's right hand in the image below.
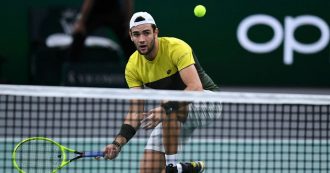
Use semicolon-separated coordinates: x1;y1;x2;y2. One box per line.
103;144;121;160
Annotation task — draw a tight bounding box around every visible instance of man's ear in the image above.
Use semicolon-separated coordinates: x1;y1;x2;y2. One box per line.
129;31;133;41
153;28;159;39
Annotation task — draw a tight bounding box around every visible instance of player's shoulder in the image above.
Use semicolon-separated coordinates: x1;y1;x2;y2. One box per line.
160;37;191;50
126;51;140;67
128;51;139;61
160;37;188;45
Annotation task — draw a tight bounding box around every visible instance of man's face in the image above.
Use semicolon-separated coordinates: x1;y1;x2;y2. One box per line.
130;24;158;55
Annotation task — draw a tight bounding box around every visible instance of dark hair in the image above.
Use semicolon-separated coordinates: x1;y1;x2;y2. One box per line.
151;24;157;31
129;24;157;32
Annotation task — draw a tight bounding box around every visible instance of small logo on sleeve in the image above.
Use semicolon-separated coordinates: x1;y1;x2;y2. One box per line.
166;70;171;74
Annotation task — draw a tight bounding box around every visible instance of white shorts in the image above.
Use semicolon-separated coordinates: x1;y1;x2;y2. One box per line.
144;99;222;152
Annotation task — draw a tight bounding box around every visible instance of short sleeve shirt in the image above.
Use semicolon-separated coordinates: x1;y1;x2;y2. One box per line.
125;37;195;90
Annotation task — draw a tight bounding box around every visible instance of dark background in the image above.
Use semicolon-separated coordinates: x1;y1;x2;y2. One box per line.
1;0;330;88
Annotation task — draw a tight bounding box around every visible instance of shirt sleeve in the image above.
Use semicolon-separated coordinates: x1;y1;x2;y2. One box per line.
176;51;195;71
173;41;195;71
125;63;142;88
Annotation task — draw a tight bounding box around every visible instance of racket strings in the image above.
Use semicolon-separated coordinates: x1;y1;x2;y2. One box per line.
15;140;62;172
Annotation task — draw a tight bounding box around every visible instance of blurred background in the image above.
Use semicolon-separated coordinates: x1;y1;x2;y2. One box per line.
0;0;329;91
0;1;329;172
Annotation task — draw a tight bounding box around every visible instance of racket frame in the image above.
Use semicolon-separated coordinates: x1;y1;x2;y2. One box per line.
12;137;85;173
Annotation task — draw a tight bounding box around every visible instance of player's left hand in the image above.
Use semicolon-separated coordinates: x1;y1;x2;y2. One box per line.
140;106;165;129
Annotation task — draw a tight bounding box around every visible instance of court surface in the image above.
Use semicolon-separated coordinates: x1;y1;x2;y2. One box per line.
2;137;329;173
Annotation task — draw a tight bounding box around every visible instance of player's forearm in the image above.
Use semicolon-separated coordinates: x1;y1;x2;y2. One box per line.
113;97;143;147
123;0;134;18
113;124;136;146
184;82;203;91
113;112;143;147
106;113;141;160
78;0;94;22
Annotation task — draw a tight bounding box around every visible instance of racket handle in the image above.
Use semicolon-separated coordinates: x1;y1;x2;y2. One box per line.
84;151;104;157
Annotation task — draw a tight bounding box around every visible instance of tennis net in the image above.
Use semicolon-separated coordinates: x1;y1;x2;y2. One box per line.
1;84;329;173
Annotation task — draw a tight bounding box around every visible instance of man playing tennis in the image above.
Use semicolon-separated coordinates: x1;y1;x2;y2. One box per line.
103;12;221;173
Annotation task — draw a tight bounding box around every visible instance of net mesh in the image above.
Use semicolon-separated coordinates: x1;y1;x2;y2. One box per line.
1;84;330;173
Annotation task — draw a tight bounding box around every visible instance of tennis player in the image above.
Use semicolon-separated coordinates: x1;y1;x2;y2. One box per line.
103;12;222;173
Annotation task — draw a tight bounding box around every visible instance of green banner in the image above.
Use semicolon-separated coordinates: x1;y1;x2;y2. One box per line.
1;0;329;86
136;0;330;86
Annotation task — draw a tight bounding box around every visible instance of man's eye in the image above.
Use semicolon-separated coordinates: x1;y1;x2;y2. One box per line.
143;31;151;36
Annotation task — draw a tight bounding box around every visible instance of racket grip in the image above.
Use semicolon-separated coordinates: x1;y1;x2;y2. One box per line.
84;151;104;157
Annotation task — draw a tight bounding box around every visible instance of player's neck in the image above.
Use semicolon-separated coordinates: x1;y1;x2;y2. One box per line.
145;39;159;61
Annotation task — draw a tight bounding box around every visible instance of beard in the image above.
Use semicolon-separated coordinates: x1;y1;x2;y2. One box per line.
137;36;155;56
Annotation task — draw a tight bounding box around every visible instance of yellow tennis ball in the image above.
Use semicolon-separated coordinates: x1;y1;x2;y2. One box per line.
194;5;206;17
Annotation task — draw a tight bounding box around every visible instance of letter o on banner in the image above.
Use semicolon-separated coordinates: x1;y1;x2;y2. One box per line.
237;14;283;53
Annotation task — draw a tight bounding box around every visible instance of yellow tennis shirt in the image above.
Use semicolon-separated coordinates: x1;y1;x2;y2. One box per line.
125;37;219;90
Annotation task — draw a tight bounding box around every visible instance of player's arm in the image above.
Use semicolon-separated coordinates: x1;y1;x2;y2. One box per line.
77;0;94;23
104;87;144;160
161;64;203;114
180;64;203;91
73;0;94;34
114;89;145;146
123;0;134;22
140;65;203;128
161;64;203;155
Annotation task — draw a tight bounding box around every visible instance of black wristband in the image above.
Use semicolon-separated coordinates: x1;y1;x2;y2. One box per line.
118;124;136;142
112;140;122;150
161;101;180;114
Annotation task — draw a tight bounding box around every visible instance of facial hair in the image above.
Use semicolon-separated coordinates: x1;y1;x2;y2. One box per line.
138;35;155;56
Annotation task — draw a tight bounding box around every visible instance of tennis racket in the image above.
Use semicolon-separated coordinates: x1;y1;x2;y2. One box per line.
12;137;104;173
